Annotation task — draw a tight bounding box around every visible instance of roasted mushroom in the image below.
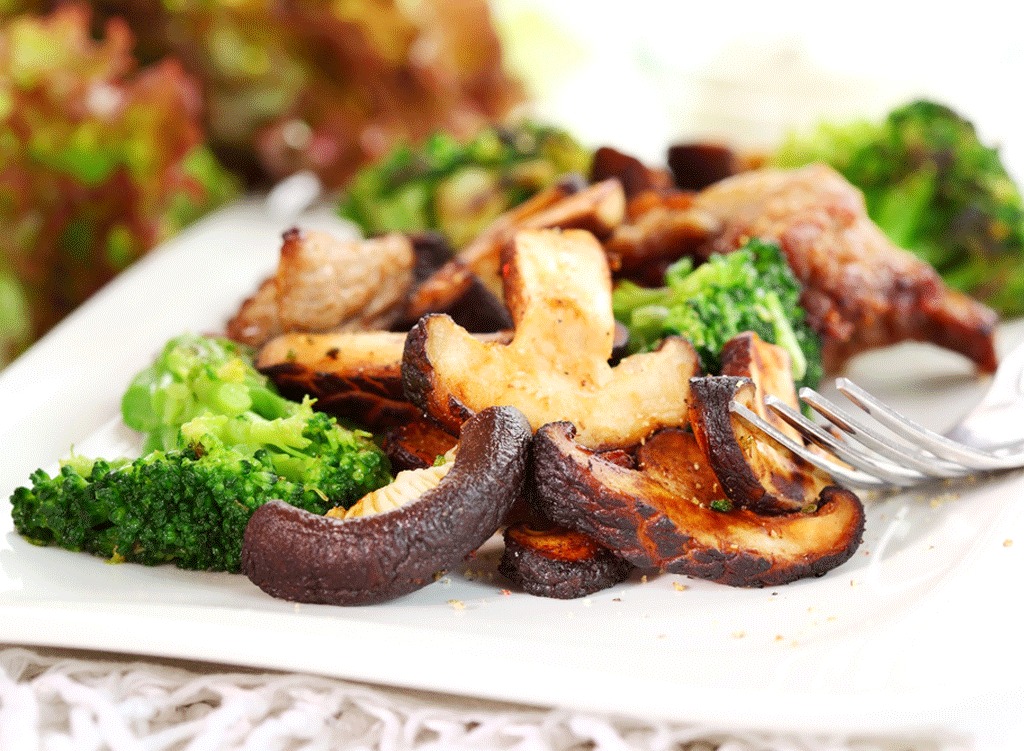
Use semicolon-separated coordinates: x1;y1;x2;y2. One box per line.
258;329;512;430
403;228;700;448
499;521;632;599
689;375;827;516
241;406;532;606
403;178;626;319
383;419;459;472
257;331;419;430
532;421;864;587
590;146;674;198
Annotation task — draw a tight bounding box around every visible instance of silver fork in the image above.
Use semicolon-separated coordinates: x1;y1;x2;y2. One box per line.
731;341;1024;489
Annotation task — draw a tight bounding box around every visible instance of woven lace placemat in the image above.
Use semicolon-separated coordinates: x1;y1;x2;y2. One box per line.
0;644;965;751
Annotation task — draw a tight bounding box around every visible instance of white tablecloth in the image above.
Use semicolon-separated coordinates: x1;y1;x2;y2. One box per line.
0;645;962;751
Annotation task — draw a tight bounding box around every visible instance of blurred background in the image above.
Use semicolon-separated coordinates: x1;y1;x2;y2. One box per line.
2;0;1023;368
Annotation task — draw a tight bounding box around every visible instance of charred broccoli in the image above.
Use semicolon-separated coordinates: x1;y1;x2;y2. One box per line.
11;334;392;571
773;100;1024;316
337;122;592;247
612;239;822;390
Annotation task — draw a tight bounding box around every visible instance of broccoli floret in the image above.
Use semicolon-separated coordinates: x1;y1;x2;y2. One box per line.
11;333;392;571
121;333;298;453
337;121;592;247
773;99;1024;316
612;239;823;390
11;425;388;571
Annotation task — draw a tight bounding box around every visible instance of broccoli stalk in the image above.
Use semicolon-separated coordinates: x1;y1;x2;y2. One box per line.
612;239;823;390
11;334;392;571
772;99;1024;316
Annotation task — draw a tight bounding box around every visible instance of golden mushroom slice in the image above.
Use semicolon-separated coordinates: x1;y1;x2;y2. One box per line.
403;228;700;449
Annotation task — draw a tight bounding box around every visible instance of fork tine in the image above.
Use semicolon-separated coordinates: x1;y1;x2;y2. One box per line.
729;401;890;488
763;396;929;486
836;379;1024;472
796;389;967;479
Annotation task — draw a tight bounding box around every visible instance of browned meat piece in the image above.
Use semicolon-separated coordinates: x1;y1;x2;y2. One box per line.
227;228;414;347
691;164;998;372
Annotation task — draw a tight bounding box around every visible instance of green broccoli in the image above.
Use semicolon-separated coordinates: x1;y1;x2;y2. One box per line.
121;333;299;453
337;121;592;247
11;333;392;571
612;239;823;390
772;99;1024;316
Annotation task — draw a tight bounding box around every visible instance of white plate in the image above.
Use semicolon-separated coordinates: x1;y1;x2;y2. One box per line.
3;200;1024;742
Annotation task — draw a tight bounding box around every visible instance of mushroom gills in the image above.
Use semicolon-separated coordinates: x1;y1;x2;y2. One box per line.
332;452;455;519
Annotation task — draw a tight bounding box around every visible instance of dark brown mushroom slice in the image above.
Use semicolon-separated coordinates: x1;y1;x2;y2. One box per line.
499;521;632;599
590;146;674;198
532;422;864;588
241;406;533;606
408;231;455;285
383;419;459;472
689;375;828;516
667;142;742;191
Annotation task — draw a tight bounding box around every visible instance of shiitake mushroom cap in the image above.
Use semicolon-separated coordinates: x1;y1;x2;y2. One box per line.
241;405;532;605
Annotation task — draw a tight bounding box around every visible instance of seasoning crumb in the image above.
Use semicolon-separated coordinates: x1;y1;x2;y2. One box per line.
612;598;622;602
672;582;688;592
731;630;746;639
657;634;667;640
929;492;959;508
850;579;859;587
448;599;465;610
500;589;511;596
1004;538;1014;548
775;634;785;642
640;575;648;584
827;616;837;622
